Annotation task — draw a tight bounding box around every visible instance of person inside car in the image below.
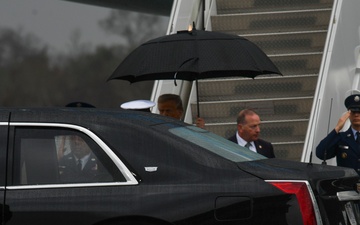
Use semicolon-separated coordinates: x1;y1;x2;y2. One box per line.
59;135;99;182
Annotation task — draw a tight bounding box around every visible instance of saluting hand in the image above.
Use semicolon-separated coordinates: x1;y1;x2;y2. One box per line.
335;111;350;133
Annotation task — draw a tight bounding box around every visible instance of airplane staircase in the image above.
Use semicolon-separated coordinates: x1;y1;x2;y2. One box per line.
187;0;334;161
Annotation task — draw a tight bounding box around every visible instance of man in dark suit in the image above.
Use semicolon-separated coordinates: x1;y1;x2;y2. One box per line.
316;94;360;175
228;109;275;158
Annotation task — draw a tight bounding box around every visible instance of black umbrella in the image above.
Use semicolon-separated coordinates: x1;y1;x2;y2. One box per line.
108;28;282;116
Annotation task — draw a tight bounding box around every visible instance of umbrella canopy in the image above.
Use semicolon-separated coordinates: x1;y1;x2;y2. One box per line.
108;28;282;117
108;29;281;83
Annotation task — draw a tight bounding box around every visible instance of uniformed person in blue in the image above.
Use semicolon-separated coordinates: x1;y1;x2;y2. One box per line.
59;135;99;182
316;94;360;175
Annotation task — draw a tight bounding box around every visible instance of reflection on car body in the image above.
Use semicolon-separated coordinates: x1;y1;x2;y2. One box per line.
0;108;360;225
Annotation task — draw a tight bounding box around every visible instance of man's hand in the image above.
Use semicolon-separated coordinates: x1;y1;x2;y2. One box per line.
335;111;350;133
195;117;205;129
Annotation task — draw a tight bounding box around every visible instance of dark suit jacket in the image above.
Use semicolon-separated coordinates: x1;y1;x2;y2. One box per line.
316;127;360;175
228;135;275;158
59;152;99;182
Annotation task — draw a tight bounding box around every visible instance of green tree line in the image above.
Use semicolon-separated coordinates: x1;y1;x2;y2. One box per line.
0;10;168;108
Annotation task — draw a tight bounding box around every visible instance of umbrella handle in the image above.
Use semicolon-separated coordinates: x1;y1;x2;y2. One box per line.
173;57;198;86
174;72;178;86
196;79;200;118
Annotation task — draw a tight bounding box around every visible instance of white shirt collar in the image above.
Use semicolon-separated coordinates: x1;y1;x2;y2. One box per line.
75;153;91;169
351;127;360;139
235;132;256;152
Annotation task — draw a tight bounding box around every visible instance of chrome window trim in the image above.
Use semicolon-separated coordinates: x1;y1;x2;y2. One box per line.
0;123;8;190
9;122;138;187
7;182;134;190
266;180;323;225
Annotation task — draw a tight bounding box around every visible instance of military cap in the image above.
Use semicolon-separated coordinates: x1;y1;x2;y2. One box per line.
120;100;155;112
344;94;360;112
65;102;95;108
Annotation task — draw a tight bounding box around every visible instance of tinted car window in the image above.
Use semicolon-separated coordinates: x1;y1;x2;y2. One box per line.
12;127;125;185
169;126;266;162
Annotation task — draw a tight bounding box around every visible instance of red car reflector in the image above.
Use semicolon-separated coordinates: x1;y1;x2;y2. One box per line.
268;181;317;225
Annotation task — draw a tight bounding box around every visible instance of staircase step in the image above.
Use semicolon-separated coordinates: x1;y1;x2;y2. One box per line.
206;120;308;143
270;53;322;75
216;0;334;14
192;97;313;123
211;9;332;34
243;31;327;55
198;75;317;101
191;96;313;124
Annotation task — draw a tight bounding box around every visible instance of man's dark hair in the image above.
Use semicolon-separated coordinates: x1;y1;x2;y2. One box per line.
158;94;183;111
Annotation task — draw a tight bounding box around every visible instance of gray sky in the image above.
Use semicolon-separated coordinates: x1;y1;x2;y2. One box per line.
0;0;121;53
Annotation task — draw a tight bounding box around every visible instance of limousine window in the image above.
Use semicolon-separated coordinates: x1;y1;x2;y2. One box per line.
12;127;126;185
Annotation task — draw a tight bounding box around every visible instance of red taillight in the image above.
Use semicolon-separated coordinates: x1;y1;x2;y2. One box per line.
269;181;317;225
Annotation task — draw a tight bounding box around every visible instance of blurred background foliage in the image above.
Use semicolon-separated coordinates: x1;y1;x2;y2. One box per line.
0;9;169;108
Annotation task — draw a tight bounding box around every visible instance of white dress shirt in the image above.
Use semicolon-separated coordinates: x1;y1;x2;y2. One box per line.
235;132;256;153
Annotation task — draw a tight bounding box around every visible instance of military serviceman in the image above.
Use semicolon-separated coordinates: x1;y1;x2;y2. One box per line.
59;135;100;182
316;94;360;175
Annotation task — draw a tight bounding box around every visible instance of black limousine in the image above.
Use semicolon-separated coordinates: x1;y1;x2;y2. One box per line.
0;108;359;225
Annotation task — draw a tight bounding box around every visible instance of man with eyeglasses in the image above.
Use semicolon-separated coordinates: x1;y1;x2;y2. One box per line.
316;94;360;175
228;109;275;158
